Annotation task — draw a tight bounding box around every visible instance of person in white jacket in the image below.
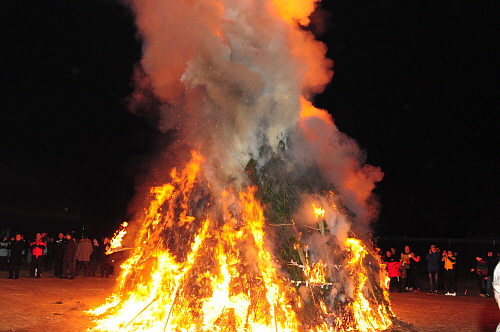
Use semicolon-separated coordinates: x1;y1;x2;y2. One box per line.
494;262;500;332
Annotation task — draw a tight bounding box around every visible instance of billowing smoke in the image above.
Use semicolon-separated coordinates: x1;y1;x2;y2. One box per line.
126;0;382;225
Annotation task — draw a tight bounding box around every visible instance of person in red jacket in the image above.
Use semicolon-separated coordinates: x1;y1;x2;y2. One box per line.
385;250;402;292
29;233;46;279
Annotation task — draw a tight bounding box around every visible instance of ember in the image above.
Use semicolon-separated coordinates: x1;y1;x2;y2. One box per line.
88;0;393;331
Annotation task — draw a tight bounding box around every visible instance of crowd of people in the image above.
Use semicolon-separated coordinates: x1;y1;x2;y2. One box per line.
382;244;500;298
0;232;113;280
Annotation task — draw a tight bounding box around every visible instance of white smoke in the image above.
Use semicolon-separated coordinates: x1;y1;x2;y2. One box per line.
126;0;338;187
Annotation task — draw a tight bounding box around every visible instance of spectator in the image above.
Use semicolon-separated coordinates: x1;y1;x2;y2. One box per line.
44;236;55;271
426;244;440;294
29;233;46;279
400;246;412;291
8;234;25;279
493;262;500;332
0;236;10;271
76;236;93;277
90;238;104;277
442;249;457;296
53;233;66;278
385;250;402;292
408;249;421;292
102;237;112;277
471;255;489;297
62;233;76;279
487;250;500;298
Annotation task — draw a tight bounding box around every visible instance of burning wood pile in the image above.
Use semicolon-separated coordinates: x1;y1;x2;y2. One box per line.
88;152;394;331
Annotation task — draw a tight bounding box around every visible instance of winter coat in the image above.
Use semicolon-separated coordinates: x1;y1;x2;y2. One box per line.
76;239;93;262
63;239;76;262
90;243;105;262
54;238;66;259
487;256;499;277
426;251;441;272
0;241;9;257
387;261;402;278
8;240;25;264
476;259;488;276
29;240;46;258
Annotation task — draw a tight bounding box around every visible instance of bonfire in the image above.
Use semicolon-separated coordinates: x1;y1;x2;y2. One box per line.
88;0;394;331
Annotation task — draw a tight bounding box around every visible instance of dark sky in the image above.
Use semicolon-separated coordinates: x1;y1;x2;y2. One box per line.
1;1;499;238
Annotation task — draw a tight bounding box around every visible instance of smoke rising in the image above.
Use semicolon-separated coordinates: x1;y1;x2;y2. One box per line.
124;0;385;274
126;0;340;181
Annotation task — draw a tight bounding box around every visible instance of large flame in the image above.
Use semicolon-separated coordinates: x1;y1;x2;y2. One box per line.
89;0;393;330
89;151;393;331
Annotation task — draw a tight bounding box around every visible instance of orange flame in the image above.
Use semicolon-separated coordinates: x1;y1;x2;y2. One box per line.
89;151;394;331
312;204;325;219
345;238;394;331
106;222;128;255
89;152;302;331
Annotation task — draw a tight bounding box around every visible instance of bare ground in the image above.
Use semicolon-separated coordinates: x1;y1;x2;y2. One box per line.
0;269;115;332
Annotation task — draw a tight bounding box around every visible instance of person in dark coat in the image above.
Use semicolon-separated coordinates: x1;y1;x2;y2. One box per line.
53;232;66;278
90;238;104;276
471;255;489;297
8;234;25;279
487;250;500;297
426;244;441;294
62;233;76;279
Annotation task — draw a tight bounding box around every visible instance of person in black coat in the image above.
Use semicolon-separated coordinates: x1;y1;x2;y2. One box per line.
53;232;66;278
89;238;105;276
8;234;26;279
62;233;76;279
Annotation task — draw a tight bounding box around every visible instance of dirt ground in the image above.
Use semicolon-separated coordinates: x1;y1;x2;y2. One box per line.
0;268;115;332
1;267;499;332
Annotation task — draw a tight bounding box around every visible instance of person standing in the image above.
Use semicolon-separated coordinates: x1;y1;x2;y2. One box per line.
29;233;46;279
62;233;76;279
43;236;55;271
53;233;66;278
487;250;500;298
442;249;457;296
8;234;25;279
75;236;93;277
101;237;111;277
408;249;421;292
0;236;10;271
426;244;441;294
385;250;402;292
471;255;489;297
89;238;104;276
493;262;500;332
400;246;412;291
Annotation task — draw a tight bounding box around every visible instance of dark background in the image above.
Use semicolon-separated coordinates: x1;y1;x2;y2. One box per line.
1;1;499;240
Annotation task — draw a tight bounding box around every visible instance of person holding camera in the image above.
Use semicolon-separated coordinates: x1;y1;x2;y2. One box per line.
29;233;46;279
442;249;457;296
426;245;441;294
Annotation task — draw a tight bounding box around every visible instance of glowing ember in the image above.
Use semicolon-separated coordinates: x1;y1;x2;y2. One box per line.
88;0;393;330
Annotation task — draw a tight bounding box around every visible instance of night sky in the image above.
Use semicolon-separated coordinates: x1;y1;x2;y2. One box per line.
1;1;499;239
